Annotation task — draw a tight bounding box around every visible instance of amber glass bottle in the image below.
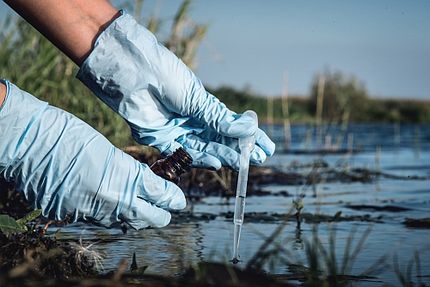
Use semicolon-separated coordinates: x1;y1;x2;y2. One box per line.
150;147;193;183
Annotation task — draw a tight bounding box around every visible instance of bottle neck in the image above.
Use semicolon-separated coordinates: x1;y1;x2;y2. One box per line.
168;148;192;174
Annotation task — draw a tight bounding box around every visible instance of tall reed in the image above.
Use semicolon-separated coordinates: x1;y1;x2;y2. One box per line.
282;72;292;151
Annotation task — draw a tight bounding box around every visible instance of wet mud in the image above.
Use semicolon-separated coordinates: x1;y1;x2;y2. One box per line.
0;226;97;285
403;217;430;229
344;204;413;212
170;210;383;225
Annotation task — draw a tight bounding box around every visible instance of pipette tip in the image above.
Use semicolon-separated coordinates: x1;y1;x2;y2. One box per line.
231;257;240;264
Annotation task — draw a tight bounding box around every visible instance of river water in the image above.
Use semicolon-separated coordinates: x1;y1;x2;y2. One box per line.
56;123;430;286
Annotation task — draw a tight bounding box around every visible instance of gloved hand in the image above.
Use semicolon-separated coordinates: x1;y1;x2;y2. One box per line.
0;80;186;229
77;12;275;170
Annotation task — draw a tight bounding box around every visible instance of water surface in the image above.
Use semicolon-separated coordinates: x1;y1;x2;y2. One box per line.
57;124;430;286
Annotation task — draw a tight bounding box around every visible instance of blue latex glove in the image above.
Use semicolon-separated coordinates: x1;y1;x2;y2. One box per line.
0;80;186;229
77;12;275;170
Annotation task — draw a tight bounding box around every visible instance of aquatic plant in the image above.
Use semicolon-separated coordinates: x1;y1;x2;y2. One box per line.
246;211;293;272
300;225;388;287
393;250;429;287
266;216;385;285
238;205;388;286
0;209;41;235
292;196;304;229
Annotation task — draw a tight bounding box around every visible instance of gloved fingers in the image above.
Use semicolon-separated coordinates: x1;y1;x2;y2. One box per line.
159;136;222;170
255;129;276;157
180;131;274;170
186;90;258;138
180;134;240;170
178;134;222;169
211;108;258;138
201;141;241;170
160;140;184;157
187;138;267;170
250;145;269;165
125;197;172;229
139;164;186;210
183;148;222;170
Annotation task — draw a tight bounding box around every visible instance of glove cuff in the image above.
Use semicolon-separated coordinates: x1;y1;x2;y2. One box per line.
76;12;190;152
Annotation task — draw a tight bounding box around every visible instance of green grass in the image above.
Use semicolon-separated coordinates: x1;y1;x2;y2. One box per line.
0;0;208;148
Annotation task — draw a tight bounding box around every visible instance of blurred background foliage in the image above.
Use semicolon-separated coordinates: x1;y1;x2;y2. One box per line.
0;0;429;149
309;71;368;123
0;0;207;147
0;13;131;147
212;69;430;125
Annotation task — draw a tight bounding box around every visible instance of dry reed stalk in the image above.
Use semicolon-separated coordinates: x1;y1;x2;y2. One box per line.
281;72;291;151
267;96;274;138
316;75;325;148
375;146;381;172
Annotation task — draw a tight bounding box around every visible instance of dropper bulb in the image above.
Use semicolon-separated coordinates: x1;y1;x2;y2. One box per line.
239;110;258;150
242;110;258;122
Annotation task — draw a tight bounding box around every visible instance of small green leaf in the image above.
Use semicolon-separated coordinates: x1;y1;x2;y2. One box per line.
16;209;42;227
0;214;26;235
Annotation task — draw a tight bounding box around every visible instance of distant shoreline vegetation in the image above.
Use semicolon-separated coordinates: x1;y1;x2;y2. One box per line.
208;78;430;124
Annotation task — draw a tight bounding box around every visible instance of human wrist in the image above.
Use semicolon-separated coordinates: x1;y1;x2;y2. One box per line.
0;81;6;107
78;9;122;65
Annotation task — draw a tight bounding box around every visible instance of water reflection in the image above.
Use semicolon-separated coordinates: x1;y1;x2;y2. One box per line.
293;227;304;250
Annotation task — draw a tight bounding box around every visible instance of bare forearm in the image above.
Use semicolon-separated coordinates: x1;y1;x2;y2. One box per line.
4;0;119;65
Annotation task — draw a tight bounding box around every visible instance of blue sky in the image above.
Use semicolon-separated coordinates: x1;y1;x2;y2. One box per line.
137;0;430;99
1;1;429;99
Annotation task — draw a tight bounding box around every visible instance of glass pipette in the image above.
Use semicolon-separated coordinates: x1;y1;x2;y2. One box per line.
232;110;257;264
